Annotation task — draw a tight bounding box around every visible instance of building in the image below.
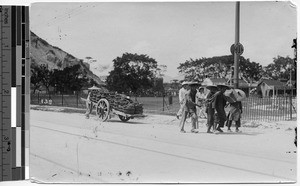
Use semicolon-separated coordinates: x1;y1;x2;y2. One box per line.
257;78;288;98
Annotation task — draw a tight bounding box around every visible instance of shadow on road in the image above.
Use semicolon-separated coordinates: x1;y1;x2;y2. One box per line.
213;132;263;136
107;120;148;125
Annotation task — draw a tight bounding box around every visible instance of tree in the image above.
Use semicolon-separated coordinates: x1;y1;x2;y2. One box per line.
263;56;296;81
51;64;88;93
239;58;263;81
51;69;65;93
155;65;167;78
39;64;53;93
30;63;43;94
65;65;88;92
106;53;158;95
152;77;165;94
177;55;263;82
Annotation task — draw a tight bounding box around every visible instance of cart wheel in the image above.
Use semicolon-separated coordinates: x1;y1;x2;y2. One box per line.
119;115;130;122
96;99;110;122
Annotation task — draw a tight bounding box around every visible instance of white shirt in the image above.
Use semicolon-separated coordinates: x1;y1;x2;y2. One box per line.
179;88;190;104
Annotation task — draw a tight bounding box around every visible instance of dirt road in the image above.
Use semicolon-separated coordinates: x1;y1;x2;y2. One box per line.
30;110;297;183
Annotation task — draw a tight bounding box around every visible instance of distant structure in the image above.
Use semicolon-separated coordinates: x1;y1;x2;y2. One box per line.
84;56;97;64
83;56;97;71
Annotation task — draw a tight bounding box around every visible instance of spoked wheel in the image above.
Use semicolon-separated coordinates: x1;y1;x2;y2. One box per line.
118;115;130;122
96;99;110;122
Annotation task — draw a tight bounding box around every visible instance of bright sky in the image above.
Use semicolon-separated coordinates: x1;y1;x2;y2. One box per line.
30;1;297;77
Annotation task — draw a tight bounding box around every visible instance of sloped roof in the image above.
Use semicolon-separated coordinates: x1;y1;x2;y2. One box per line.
227;78;249;88
258;79;286;89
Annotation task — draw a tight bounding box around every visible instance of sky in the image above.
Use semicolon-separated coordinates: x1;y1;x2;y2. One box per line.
30;1;297;78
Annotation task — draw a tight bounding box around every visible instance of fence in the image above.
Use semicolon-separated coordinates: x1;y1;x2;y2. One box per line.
31;92;87;109
30;93;297;121
242;96;296;121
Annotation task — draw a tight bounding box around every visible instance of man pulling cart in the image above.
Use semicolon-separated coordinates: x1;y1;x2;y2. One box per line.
82;86;145;122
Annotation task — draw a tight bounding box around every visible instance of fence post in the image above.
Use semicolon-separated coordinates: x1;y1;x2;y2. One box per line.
290;93;292;120
37;92;40;104
76;91;79;108
62;93;64;106
162;94;165;112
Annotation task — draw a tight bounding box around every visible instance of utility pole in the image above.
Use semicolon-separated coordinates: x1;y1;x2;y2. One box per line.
234;1;240;89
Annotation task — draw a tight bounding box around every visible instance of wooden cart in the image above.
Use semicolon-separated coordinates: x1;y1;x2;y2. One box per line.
82;92;145;122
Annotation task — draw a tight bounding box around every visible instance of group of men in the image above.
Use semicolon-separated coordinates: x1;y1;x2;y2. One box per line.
176;81;243;134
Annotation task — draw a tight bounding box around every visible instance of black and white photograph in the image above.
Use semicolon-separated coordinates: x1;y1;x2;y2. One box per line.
29;1;297;183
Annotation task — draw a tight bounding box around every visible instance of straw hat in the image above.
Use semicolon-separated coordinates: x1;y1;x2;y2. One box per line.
189;81;200;85
88;86;101;90
206;85;218;91
216;84;231;90
181;81;189;86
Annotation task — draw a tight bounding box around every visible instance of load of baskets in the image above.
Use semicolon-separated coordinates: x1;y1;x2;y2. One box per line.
90;92;143;115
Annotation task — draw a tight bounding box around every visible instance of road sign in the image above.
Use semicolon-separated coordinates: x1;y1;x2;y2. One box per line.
230;43;244;55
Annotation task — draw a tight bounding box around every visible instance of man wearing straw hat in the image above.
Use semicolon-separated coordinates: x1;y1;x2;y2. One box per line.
176;81;190;119
212;84;231;133
179;84;198;133
224;88;245;132
205;85;218;133
85;86;101;119
189;81;201;129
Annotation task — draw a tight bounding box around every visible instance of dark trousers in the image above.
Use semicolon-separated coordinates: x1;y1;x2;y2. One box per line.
214;113;226;129
206;108;215;132
227;119;241;129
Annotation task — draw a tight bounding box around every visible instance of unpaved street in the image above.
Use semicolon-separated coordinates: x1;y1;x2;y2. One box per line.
30;110;297;183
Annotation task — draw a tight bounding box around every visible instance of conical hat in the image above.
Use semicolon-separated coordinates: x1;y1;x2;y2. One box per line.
216;84;231;90
206;85;218;90
189;81;200;85
181;81;189;86
88;86;101;90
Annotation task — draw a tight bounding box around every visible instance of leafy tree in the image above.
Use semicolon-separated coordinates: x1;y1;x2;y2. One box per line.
50;69;64;93
152;77;164;94
38;64;53;93
240;58;263;81
177;55;263;82
106;53;158;95
51;65;88;93
65;65;88;92
30;63;43;94
155;65;167;78
263;56;296;81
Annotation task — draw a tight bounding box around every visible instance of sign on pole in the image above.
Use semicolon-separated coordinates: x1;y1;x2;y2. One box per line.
230;43;244;55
